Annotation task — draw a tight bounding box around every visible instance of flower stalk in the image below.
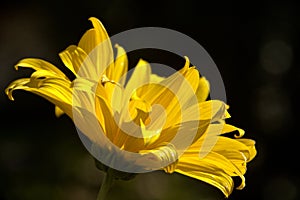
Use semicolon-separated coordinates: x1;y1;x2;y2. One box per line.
97;168;114;200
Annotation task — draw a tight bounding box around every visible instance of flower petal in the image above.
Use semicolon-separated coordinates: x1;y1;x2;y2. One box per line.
178;57;199;93
144;119;210;150
95;96;118;141
174;156;235;197
150;74;165;83
59;45;88;76
183;100;229;123
235;138;257;162
55;106;65;117
183;136;253;175
6;72;73;118
121;59;151;122
221;123;245;138
15;58;67;79
78;17;111;55
134;63;200;129
176;125;257;196
78;17;114;80
196;76;210;102
107;44;128;85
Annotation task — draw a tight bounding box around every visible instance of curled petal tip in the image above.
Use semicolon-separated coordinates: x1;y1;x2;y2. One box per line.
234;128;245;138
236;175;246;190
88;16;98;22
184;56;190;65
88;17;105;30
5;87;15;101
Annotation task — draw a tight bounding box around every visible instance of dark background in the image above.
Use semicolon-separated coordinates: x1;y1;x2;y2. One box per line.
1;0;299;199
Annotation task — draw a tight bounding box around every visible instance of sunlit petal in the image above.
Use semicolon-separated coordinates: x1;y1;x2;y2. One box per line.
15;58;67;79
59;45;88;76
196;76;210;102
6;74;73;118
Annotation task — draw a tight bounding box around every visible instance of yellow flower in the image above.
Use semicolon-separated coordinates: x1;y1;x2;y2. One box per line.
5;17;256;197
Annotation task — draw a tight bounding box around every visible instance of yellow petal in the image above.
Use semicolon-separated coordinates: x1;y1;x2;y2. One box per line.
78;17;114;80
108;44;128;85
95;96;117;141
184;137;251;175
178;56;191;73
72;78;116;143
192;122;251;159
178;57;199;93
196;76;210;102
78;17;111;55
15;58;67;79
59;45;89;76
175;162;234;197
112;116;146;152
150;74;165;83
221;123;245;138
235;138;257;162
121;59;151;121
139;120;161;146
181;67;199;93
72;77;109;134
139;100;228;151
118;126;147;153
183;134;256;177
55;106;64;117
175;135;253;196
137;83;180;127
135;63;200;129
72;106;106;145
125;59;151;93
144;119;210;150
6;74;73;118
12;58;72;118
183;100;228;123
102;81;124;114
127;94;152;121
98;45;128;114
78;28;98;54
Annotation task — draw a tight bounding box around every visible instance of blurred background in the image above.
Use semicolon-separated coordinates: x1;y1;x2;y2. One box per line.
0;0;299;199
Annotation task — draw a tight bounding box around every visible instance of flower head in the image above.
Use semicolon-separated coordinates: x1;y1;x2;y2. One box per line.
5;17;256;197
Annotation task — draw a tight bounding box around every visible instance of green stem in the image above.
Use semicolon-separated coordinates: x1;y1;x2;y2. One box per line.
97;169;114;200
